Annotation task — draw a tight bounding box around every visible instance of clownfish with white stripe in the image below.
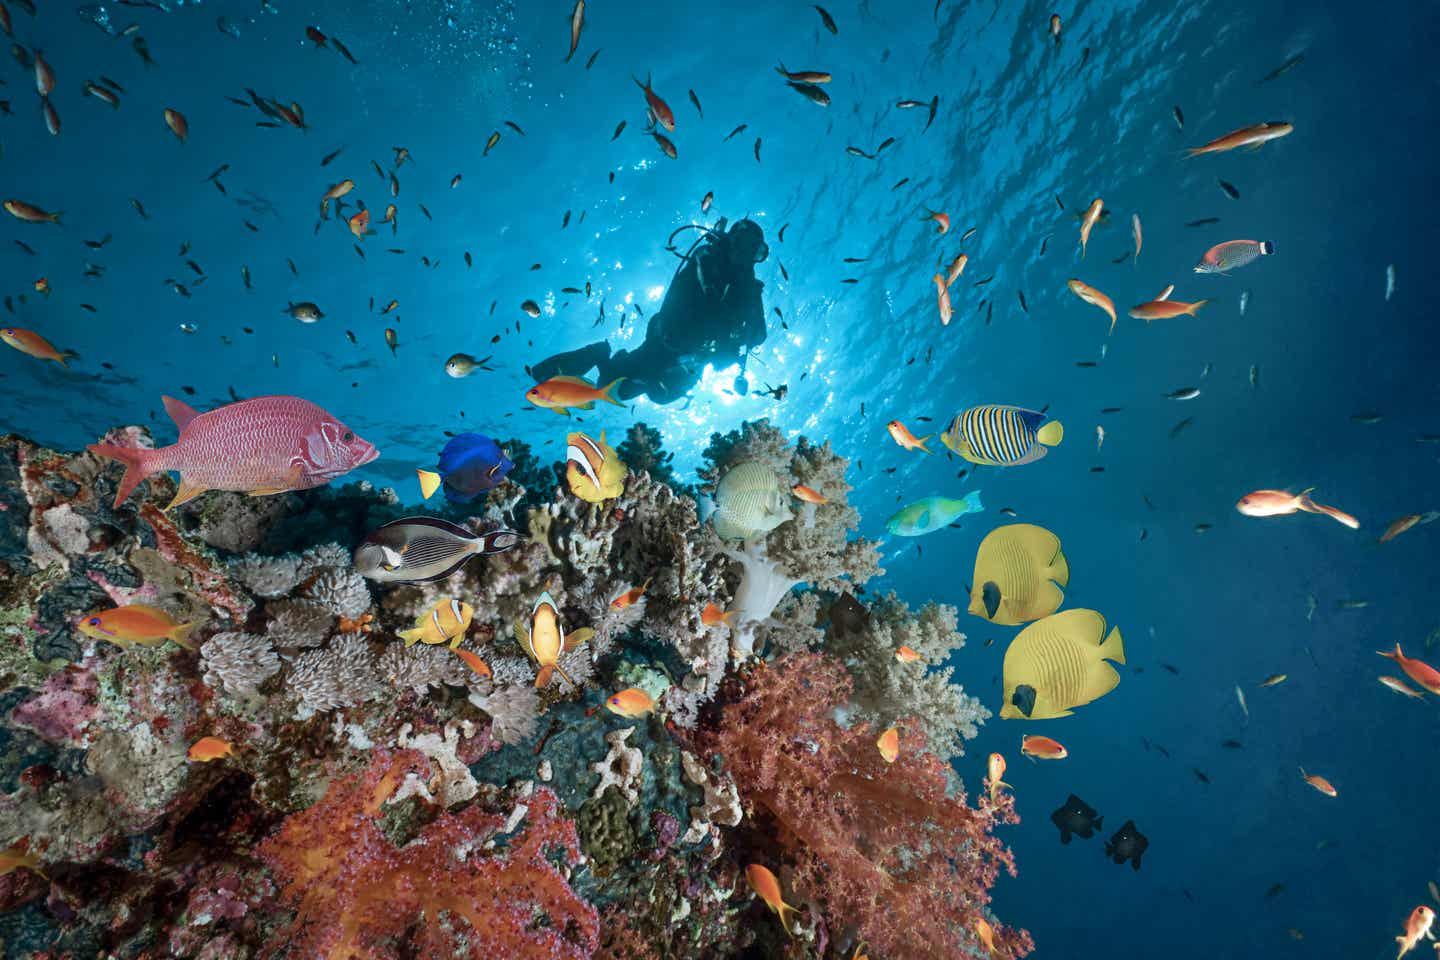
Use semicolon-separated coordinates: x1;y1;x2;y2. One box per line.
398;598;474;649
942;405;1063;467
566;430;628;503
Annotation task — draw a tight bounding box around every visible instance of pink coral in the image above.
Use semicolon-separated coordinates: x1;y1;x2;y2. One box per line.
10;667;98;745
256;750;598;960
703;653;1034;959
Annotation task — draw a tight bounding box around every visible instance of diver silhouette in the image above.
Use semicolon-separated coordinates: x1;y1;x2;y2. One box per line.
531;218;769;405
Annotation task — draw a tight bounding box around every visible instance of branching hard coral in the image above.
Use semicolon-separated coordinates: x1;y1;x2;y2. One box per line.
703;653;1033;960
256;751;599;960
825;592;988;759
616;421;679;489
286;633;385;717
200;631;281;699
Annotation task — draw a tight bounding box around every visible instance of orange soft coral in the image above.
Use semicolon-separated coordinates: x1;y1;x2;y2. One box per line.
704;653;1034;959
256;750;598;960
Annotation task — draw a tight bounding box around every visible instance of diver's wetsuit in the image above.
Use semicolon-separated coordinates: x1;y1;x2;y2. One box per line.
531;221;768;405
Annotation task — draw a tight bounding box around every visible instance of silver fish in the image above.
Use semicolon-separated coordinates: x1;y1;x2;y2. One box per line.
1165;387;1201;400
354;516;524;582
1385;264;1395;302
1239;290;1249;316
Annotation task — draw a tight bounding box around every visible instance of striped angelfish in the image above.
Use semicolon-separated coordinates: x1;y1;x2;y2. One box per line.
942;405;1064;467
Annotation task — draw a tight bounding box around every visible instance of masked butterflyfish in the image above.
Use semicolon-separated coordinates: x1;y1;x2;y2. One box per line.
711;461;792;541
566;430;627;503
968;523;1070;625
941;404;1063;467
1001;608;1125;719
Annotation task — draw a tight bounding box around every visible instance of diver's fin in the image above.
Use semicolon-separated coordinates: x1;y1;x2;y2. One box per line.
162;395;201;432
1037;420;1064;446
416;469;442;499
166;478;208;510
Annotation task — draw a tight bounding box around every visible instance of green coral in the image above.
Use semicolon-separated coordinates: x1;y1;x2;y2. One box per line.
577;785;636;875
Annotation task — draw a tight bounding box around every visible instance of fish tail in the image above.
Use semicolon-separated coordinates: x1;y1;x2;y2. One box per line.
1297;492;1359;529
170;621;198;650
1376;644;1404;663
1099;625;1125;665
56;349;77;367
87;442;159;509
1186;299;1210;316
722;610;739;627
534;663;555;688
598;377;626;406
1037;420;1064;446
47;210;63;224
1259;240;1275;255
416;468;442;500
962;489;983;513
777;901;802;939
916;433;934;453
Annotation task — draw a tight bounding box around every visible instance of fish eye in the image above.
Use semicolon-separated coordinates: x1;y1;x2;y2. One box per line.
381;562;395;571
88;617;101;625
342;431;353;442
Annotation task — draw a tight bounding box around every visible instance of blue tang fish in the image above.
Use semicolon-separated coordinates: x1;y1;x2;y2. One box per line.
416;433;514;503
886;491;984;537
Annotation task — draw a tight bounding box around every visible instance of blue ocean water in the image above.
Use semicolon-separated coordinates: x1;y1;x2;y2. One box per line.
2;0;1438;956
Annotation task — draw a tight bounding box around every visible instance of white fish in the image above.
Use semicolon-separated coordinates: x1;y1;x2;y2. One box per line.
1235;684;1249;722
1385;264;1395;302
1200;362;1213;378
1239;290;1250;316
1305;593;1316;622
1249;364;1258;388
1096;425;1105;451
1131;213;1142;264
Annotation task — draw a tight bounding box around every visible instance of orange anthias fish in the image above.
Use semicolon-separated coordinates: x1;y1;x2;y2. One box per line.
745;864;800;937
1021;734;1068;760
348;208;370;239
895;645;923;664
946;253;969;286
188;736;233;762
453;648;492;679
2;327;75;366
4;200;62;224
932;273;953;326
1236;488;1359;529
702;602;738;628
986;752;1011;801
1187;121;1294;157
611;577;652;610
887;419;933;453
1379;675;1425;699
77;604;197;649
320;178;354;218
1377;645;1440;696
1129;298;1209;321
775;62;831;84
976;917;997;953
525;375;625;416
1396;905;1435;959
1298;766;1337;797
1380;514;1422;543
1067;279;1117;335
163;107;188;143
926;211;950;234
633;73;675;131
791;484;827;504
605;687;657;719
876;726;899;763
1078;198;1103;259
0;839;45;880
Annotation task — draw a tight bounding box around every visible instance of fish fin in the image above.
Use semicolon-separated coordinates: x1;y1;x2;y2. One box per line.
711;511;746;542
166;478;208;510
247;487;291;497
534;663;554;689
962;489;983;513
598;377;626;406
162;395;201;432
1098;624;1125;664
398;627;423;647
916;433;934;453
722;610;739;627
416;469;441;500
87;442;159;509
169;621;198;650
564;626;594;652
554;662;576;687
1036;420;1064;446
1048;544;1070;588
1186;299;1210;316
916;509;930;529
57;350;78;367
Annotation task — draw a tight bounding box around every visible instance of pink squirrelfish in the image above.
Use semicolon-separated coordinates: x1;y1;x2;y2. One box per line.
1195;240;1274;274
88;395;378;510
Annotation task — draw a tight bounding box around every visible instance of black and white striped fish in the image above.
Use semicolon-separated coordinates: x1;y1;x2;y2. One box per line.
941;405;1064;467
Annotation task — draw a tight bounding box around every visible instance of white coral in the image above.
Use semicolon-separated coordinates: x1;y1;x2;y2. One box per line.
304;568;372;618
680;750;742;844
397;721;478;807
468;684;540;745
591;727;644;806
286;633;384;717
200;631;280;699
230;553;301;598
378;644;468;694
265;598;333;648
721;540;803;661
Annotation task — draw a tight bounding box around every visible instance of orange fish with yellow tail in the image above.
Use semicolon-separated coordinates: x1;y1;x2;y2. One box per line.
525;374;625;416
2;327;75;366
887;419;933;453
1078;198;1103;259
745;864;801;936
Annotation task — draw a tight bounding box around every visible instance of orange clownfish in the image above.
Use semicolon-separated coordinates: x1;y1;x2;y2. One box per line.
604;687;657;718
188;736;233;762
745;864;800;936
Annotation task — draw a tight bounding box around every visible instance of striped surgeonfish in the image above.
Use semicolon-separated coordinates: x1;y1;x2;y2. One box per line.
398;598;474;649
942;405;1064;467
353;516;524;582
566;430;627;503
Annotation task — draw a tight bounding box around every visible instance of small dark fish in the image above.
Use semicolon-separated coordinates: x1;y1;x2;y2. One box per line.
1169;417;1194;438
243;220;259;232
132;35;153;67
892;178;909;190
778;223;789;243
287;258;298;276
1194;523;1212;533
1350;411;1383;424
1185;217;1220;227
1221;739;1243;749
1165;387;1201;400
13;240;35;255
1162;663;1180;675
1051;794;1103;845
843;257;867;263
1218;179;1240;200
585;49;600;69
204;164;230;183
130;198;149;219
419;203;432;220
346;330;356;344
814;4;837;34
724;123;747;141
1000;507;1017;517
100;76;126;93
1075;361;1098;368
1111;251;1131;265
754;137;762;163
1089;466;1105;473
186;259;204;276
778;261;789;281
1191;768;1211;785
562;210;571;228
1173;105;1184;131
1076;45;1090;72
688;88;702;118
876;136;896;153
505;120;524;135
1139;528;1148;542
846;146;874;159
1055;195;1065;211
972;274;994;287
1100;407;1123;414
321;146;344;166
611;120;626;140
80;303;97;313
1256;53;1304;86
333;37;358;64
960;227;977;242
1017;290;1028;313
1264;883;1286;900
1039;235;1049;255
1105;820;1148;871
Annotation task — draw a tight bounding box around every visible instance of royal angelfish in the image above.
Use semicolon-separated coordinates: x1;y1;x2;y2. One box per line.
886;491;984;537
969;523;1070;625
711;460;792;541
941;405;1063;467
398;598;474;649
354;517;524;582
566;430;627;503
1001;609;1125;720
514;591;594;689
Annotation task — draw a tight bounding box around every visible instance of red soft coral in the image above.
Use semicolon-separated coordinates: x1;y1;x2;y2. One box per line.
256;750;598;960
704;653;1033;959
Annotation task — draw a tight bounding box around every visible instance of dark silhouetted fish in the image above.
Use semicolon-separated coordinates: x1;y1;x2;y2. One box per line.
1051;793;1103;844
1105;820;1148;870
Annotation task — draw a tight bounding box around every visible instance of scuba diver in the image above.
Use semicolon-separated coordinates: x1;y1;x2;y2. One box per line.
530;217;769;405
